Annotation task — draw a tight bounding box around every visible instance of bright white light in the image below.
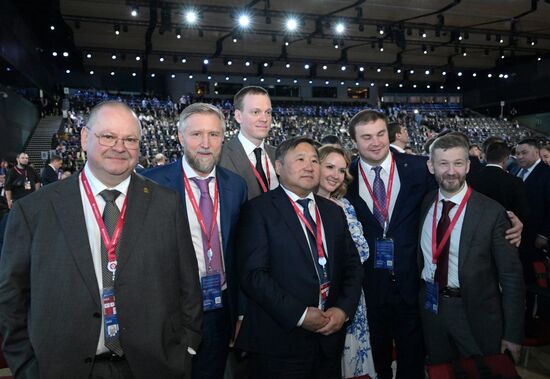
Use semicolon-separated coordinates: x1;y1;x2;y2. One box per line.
499;73;504;78
227;60;232;65
488;73;492;78
131;9;138;17
186;10;198;24
50;25;55;30
89;70;94;75
413;109;419;114
385;83;389;87
341;65;346;71
207;75;212;80
238;14;250;28
335;23;345;34
63;52;69;57
472;73;477;77
397;69;402;74
132;72;136;77
442;71;447;76
260;78;265;82
325;80;329;85
136;56;141;61
504;74;509;79
233;38;238;43
65;69;70;74
425;70;430;75
422;32;427;38
376;68;382;73
111;71;115;76
355;82;359;86
309;80;313;84
150;73;155;78
379;47;384;52
181;58;187;63
285;41;289;46
322;65;327;70
537;57;542;61
159;57;165;62
245;61;251;66
52;51;58;57
277;79;281;83
115;30;120;36
203;59;209;65
359;66;365;72
427;84;431;89
177;33;181;39
294;79;298;83
399;84;403;88
171;74;176;78
413;84;417;88
457;72;463;77
440;85;444;89
285;63;291;68
340;81;345;85
499;38;504;44
112;54;117;60
225;76;230;80
286;18;298;32
410;69;415;74
263;62;269;67
501;55;505;59
243;77;247;81
370;82;375;87
457;86;461;90
304;64;310;69
189;75;194;79
86;53;92;59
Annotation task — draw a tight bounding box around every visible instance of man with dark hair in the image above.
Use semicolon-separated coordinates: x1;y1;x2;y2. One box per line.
345;110;522;379
144;103;247;379
387;122;409;154
320;135;342;148
4;153;40;208
236;137;363;379
41;155;63;186
220;86;278;200
514;138;550;285
0;101;202;379
469;142;529;224
419;134;524;364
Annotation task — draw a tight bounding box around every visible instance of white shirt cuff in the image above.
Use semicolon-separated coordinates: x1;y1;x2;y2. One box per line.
297;308;308;327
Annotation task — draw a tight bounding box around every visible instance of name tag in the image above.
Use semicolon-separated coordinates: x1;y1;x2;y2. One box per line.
102;287;120;339
424;280;439;314
201;273;223;311
320;281;330;311
374;238;394;270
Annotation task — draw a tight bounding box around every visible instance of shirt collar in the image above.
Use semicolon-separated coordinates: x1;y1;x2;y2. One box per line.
360;151;392;175
525;159;541;173
83;164;131;198
280;184;315;205
181;156;216;180
238;132;265;156
438;182;469;205
390;144;405;153
485;163;503;169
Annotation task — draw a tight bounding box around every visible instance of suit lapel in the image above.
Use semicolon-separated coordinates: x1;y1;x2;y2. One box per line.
115;173;152;275
52;174;100;307
347;159;383;233
216;167;232;254
458;191;482;273
226;138;257;186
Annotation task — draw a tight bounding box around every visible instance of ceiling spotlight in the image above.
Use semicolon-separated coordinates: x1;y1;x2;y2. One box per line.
233;37;238;43
462;48;467;56
488;73;492;78
420;29;427;38
325;80;330;85
378;25;384;35
112;54;117;60
86;53;92;59
50;25;55;30
260;78;265;82
335;22;345;34
458;71;463;76
159;57;165;62
136;56;141;61
111;71;115;76
376;68;382;73
285;63;291;68
238;14;251;28
245;61;251;66
114;24;120;35
399;83;403;88
62;51;69;57
427;84;431;89
498;73;504;78
340;81;345;85
355;82;359;86
304;64;310;69
189;75;194;79
440;85;444;89
410;69;415;74
359;66;365;72
181;58;187;63
243;77;247;81
504;74;509;79
176;29;181;39
150;73;155;78
322;65;328;70
286;18;298;32
538;57;542;61
171;74;176;78
341;65;346;71
385;83;389;87
457;86;461;90
225;76;230;80
378;40;384;52
473;72;477;77
423;45;428;54
309;80;313;84
132;72;136;77
413;84;417;88
130;6;138;17
277;78;281;83
263;62;269;67
207;75;212;80
203;59;209;65
425;69;430;75
294;79;298;83
185;10;198;24
226;59;233;66
370;82;375;87
52;51;58;57
65;69;70;74
442;71;447;76
89;70;94;75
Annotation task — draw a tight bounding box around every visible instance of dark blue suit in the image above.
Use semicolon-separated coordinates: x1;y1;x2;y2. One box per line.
143;158;247;379
236;186;363;378
346;153;436;379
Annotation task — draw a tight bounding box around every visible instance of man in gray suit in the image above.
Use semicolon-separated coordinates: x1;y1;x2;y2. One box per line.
0;101;202;379
418;134;524;364
220;86;278;199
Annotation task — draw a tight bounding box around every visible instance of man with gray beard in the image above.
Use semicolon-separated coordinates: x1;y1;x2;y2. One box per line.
143;103;248;379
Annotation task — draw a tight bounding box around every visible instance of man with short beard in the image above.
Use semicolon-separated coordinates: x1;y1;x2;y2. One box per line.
418;134;524;365
4;152;40;208
144;103;248;379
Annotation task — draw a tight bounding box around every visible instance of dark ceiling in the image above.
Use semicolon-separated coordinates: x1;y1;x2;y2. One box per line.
12;0;550;84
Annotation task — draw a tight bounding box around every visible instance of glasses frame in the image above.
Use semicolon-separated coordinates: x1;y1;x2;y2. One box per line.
86;127;141;150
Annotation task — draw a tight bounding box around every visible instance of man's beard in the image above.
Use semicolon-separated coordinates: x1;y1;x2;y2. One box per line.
187;151;220;175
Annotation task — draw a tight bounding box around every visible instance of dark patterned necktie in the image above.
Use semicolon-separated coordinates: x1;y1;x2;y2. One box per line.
99;189;124;356
253;147;269;190
435;200;456;289
372;166;386;227
296;198;328;283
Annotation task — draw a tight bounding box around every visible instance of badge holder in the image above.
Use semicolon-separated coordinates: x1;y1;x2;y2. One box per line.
24;180;31;190
201;250;223;311
319;259;330;311
374;223;394;270
424;280;439;314
102;287;121;339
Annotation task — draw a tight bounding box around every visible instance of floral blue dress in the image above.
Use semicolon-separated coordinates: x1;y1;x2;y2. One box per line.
337;198;376;379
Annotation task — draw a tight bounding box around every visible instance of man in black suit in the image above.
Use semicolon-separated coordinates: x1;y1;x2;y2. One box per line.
0;101;202;379
469;141;529;224
514;138;550;284
41;154;63;186
419;134;524;364
236;137;363;379
388;121;409;154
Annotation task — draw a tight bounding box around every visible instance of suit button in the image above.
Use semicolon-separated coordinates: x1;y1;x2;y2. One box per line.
84;357;93;364
93;312;101;318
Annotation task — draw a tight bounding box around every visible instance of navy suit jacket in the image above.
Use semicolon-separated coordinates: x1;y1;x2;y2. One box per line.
235;186;363;357
346;153;436;307
143;159;248;326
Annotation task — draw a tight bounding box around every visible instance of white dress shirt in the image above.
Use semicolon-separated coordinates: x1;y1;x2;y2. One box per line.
518;159;541;181
420;183;469;288
79;164;131;355
238;132;279;190
358;152;401;229
181;157;226;288
390;144;406;153
281;185;328;326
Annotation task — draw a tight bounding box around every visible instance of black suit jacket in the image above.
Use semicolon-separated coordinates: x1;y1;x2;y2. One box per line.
0;173;202;379
468;165;529;224
346;153;436;307
418;190;525;351
519;162;550;251
40;165;58;186
235;186;363;357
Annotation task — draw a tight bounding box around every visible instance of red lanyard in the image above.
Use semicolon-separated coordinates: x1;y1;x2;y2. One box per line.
81;171;128;273
287;196;327;266
182;167;219;251
249;151;271;192
14;167;27;179
431;186;472;264
358;156;396;224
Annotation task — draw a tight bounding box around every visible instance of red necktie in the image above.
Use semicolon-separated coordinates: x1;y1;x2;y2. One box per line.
435;200;455;289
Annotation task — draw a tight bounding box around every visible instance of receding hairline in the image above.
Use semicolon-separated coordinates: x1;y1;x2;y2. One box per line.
87;101;141;133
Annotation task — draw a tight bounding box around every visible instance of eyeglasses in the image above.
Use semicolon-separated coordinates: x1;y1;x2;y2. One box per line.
87;128;140;149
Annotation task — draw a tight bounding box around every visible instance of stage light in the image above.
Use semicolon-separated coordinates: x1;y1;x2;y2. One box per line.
65;69;70;74
413;84;417;88
245;61;251;66
243;77;247;81
325;80;330;85
488;73;492;78
457;86;461;90
50;25;55;31
171;74;176;78
189;75;194;79
89;70;94;75
457;71;463;76
285;63;291;68
131;6;138;17
112;54;117;60
359;66;365;72
86;53;92;59
203;59;209;65
181;58;187;63
63;51;69;57
114;24;120;35
410;69;415;74
399;83;403;88
111;71;115;76
263;62;269;67
335;23;345;34
294;79;298;84
286;18;298;32
238;14;251;28
425;69;430;75
385;83;389;87
132;72;136;77
151;73;155;78
341;65;346;71
207;75;212;80
370;82;375;87
277;78;281;83
52;51;58;57
185;10;198;25
304;64;310;69
135;56;141;61
159;57;165;62
376;68;382;73
225;76;230;80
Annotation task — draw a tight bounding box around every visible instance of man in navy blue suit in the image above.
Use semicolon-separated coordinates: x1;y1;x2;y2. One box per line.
345;110;523;379
236;137;363;379
143;103;247;379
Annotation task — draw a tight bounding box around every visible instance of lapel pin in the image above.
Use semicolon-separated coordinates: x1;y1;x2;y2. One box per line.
404;163;408;168
144;187;149;194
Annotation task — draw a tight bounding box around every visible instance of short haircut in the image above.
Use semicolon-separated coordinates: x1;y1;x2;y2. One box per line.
178;103;225;133
320;135;341;146
87;100;141;134
485;142;511;163
233;86;269;111
347;110;388;141
429;134;469;161
517;138;539;149
275;137;318;163
50;154;63;162
387;122;403;143
481;136;504;154
445;131;471;146
16;152;28;159
318;145;353;199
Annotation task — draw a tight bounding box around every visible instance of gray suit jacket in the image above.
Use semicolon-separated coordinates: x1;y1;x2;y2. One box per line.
0;173;202;379
219;136;276;200
418;189;525;353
